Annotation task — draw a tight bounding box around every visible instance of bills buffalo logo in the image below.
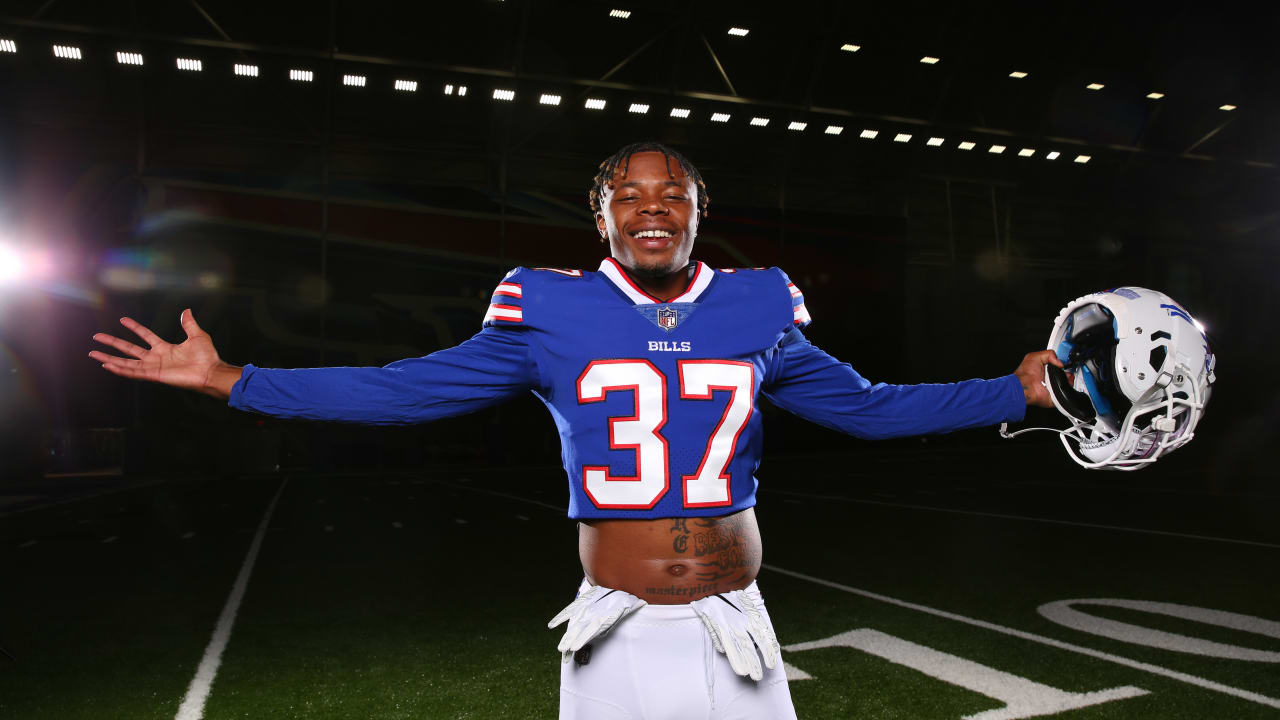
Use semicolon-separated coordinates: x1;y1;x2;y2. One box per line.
657;306;679;330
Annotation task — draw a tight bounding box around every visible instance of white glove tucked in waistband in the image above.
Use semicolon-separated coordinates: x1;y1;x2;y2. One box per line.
548;585;647;663
690;585;780;681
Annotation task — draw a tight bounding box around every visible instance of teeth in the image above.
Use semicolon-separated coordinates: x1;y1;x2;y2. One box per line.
634;230;674;238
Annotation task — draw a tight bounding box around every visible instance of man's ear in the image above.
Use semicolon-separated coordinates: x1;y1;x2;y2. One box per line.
595;212;608;241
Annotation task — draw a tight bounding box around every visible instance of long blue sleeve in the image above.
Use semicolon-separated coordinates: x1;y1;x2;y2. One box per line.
761;328;1026;440
227;326;539;425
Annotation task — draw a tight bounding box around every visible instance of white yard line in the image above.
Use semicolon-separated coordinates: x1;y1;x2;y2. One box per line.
173;479;288;720
761;488;1280;550
763;563;1280;710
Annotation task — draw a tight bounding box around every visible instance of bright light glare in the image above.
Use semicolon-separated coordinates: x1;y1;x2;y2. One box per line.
394;79;418;92
1074;155;1091;163
1009;71;1028;78
1220;104;1237;111
670;107;690;118
290;69;313;82
859;129;878;139
609;9;631;18
1147;92;1164;99
749;117;769;127
585;98;607;110
176;58;202;72
840;43;860;52
234;64;259;77
958;141;976;150
1086;83;1104;90
1046;151;1060;160
493;88;515;101
1193;319;1207;334
343;74;366;87
0;39;16;53
116;51;143;65
728;27;749;36
711;113;730;123
1018;148;1035;157
629;103;649;114
920;56;939;64
54;45;82;60
788;121;807;131
893;133;911;143
539;93;562;105
926;137;944;146
824;125;843;135
989;144;1006;154
457;86;467;96
0;244;22;284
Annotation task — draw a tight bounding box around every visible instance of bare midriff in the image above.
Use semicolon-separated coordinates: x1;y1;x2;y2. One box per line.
578;508;761;604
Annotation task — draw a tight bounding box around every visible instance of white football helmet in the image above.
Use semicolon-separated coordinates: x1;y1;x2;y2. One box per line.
1008;287;1216;470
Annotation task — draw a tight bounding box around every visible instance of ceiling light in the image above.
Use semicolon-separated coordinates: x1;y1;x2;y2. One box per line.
1046;151;1060;160
728;27;749;37
989;145;1006;154
1009;71;1028;79
749;117;769;126
176;58;202;72
958;141;976;150
926;137;944;146
788;121;807;131
711;113;730;122
539;93;561;105
1018;148;1035;157
670;107;690;118
584;98;607;110
1146;92;1164;99
53;44;81;60
920;56;940;64
394;79;417;92
1074;155;1091;164
493;88;515;101
1086;83;1104;90
234;63;258;77
0;39;16;53
1220;104;1237;111
629;103;649;114
116;51;143;65
342;74;366;87
824;125;844;135
859;129;878;139
840;44;860;52
458;86;467;96
893;133;911;143
290;69;314;82
609;9;631;18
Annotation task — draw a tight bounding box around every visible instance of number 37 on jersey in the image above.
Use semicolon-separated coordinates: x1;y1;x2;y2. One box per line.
576;359;754;511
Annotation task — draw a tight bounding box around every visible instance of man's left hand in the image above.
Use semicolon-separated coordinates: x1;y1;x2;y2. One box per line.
1015;350;1064;408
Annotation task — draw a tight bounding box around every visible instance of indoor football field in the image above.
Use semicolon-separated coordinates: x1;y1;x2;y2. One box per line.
2;448;1277;719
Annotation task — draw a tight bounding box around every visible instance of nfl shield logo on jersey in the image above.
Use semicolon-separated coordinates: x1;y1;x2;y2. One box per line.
657;307;679;330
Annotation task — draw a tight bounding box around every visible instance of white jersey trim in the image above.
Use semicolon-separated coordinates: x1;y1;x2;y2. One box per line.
598;258;713;305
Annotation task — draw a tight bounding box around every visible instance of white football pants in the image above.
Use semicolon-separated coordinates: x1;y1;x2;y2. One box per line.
558;579;797;720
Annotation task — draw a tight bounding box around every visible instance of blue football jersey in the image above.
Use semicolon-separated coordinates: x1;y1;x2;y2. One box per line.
229;258;1026;519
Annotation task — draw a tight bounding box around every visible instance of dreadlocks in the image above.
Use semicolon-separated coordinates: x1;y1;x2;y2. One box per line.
588;141;710;220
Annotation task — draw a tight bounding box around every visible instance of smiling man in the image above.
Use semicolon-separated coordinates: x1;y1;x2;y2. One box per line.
91;141;1061;719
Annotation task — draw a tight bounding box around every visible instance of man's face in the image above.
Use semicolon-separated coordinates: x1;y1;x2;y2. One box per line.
595;151;699;278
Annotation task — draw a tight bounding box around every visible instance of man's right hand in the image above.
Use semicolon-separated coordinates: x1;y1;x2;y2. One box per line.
90;309;242;400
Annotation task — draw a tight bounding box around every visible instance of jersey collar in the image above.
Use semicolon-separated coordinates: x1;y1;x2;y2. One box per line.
598;257;714;305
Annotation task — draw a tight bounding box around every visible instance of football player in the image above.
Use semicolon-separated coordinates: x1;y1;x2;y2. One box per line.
91;142;1062;719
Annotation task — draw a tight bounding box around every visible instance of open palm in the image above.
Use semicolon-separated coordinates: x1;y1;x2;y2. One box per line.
90;309;224;395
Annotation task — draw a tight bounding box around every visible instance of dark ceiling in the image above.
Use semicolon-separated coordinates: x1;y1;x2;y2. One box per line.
1;0;1278;230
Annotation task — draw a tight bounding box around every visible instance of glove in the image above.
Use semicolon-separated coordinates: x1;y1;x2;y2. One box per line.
547;585;647;662
690;586;780;681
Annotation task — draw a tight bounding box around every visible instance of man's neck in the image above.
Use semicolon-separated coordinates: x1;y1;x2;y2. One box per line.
616;261;695;302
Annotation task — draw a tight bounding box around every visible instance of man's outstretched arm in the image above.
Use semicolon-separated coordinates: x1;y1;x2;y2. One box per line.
761;328;1061;441
91;309;540;424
